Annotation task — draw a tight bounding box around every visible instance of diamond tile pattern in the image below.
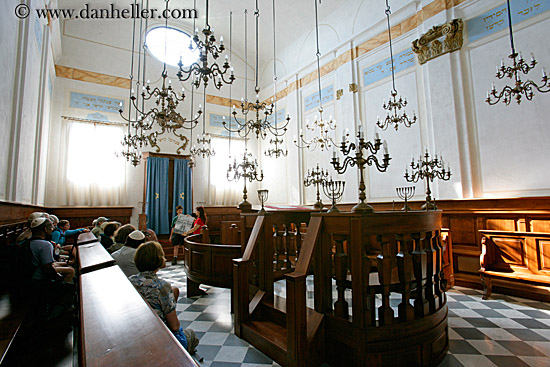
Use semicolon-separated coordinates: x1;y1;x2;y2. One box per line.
158;265;550;366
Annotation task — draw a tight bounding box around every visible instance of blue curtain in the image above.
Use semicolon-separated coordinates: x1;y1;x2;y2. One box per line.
173;159;193;215
145;157;170;234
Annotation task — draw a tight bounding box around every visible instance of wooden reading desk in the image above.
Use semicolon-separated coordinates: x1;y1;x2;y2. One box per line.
76;233;115;274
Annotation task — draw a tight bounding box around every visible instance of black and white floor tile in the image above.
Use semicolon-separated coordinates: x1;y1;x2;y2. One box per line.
158;265;550;367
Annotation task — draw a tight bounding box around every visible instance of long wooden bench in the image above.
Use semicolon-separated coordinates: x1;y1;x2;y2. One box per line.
79;265;198;366
479;230;550;301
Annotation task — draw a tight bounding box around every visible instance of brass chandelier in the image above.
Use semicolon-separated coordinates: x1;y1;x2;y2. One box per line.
190;86;215;158
376;0;417;131
294;0;337;151
486;0;550;105
176;0;235;90
119;0;202;165
223;3;289;141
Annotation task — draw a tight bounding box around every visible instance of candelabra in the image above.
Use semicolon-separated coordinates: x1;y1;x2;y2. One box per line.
331;132;391;213
322;179;345;213
486;0;550;105
304;164;330;210
265;137;288;158
294;107;338;151
176;0;235;90
396;186;415;212
377;90;417;131
226;89;290;139
227;150;264;211
258;189;269;213
376;0;416;131
224;5;289;141
405;150;451;210
190;133;215;158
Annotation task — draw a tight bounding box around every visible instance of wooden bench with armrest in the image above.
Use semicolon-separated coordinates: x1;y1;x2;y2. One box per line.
479;230;550;301
79;265;199;367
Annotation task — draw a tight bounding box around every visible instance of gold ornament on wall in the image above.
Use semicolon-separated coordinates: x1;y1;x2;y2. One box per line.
348;83;358;93
412;19;463;65
336;89;343;100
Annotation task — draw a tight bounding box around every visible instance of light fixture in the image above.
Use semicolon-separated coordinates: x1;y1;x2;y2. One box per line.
190;86;214;158
227;148;264;211
331;131;391;213
265;0;288;158
223;3;290;141
404;150;451;210
294;0;337;151
176;0;235;90
119;0;202;165
376;0;417;131
486;0;550;105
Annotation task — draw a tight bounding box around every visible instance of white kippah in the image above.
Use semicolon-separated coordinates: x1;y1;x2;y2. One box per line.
28;212;44;222
128;230;145;240
30;217;47;228
49;215;59;223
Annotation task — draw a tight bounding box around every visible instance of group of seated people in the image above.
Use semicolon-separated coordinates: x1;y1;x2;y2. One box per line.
15;211;199;354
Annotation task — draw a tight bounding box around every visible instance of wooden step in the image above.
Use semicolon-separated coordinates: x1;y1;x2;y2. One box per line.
260;296;287;328
242;319;288;365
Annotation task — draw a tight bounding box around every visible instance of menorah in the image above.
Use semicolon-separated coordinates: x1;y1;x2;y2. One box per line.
227;151;264;211
304;164;330;210
396;186;415;212
322;179;345;213
405;150;451;210
258;189;269;213
331;131;391;213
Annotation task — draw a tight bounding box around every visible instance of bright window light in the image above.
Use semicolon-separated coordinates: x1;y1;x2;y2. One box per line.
145;26;199;67
211;137;244;189
67;122;125;187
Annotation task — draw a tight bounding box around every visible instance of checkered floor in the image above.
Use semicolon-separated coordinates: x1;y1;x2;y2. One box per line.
158;265;550;367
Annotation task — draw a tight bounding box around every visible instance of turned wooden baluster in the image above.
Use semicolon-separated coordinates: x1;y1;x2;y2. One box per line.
424;231;437;314
362;249;375;326
377;236;395;325
432;230;444;308
283;224;292;270
273;225;281;271
396;234;415;322
412;232;429;317
333;234;349;320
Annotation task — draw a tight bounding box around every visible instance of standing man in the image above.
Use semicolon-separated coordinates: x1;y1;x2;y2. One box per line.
169;206;193;265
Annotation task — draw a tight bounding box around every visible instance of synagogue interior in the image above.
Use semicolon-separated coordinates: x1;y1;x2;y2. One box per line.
1;0;549;366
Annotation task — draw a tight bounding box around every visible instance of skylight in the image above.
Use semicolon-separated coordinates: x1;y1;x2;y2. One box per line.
145;26;199;67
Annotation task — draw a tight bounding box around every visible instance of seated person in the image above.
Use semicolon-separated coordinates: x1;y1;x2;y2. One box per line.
29;218;76;284
16;212;47;243
51;219;90;247
108;224;136;254
100;222;120;249
129;241;199;353
112;230;145;277
91;216;109;238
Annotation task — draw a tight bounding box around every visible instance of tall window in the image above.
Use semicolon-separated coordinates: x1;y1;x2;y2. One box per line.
63;121;126;205
208;136;245;205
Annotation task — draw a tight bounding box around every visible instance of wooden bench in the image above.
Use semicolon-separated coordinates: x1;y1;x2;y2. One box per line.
79;266;198;367
76;233;115;274
479;230;550;301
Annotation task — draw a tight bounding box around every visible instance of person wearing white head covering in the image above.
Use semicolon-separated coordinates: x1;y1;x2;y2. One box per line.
16;212;48;243
112;230;146;277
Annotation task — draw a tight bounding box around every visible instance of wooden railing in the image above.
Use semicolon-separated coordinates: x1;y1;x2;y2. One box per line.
234;210;449;367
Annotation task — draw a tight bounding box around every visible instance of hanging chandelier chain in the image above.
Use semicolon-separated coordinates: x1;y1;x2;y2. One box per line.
505;0;516;55
385;0;396;93
314;0;322;107
255;0;260;92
